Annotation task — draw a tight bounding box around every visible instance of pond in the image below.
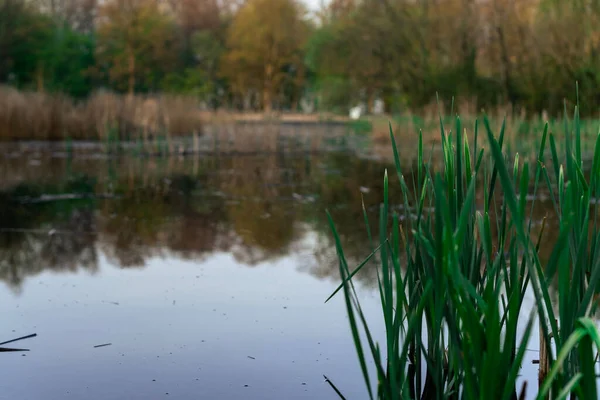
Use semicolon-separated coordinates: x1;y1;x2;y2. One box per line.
0;137;562;399
0;147;399;400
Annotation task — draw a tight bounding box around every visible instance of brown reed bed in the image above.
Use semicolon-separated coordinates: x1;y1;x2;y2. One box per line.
0;86;204;141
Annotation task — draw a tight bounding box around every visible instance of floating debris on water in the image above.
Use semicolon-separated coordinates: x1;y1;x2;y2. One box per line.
0;333;37;353
0;333;37;346
0;347;30;352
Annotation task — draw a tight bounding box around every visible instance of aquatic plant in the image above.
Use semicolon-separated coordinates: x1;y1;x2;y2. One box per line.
327;92;600;399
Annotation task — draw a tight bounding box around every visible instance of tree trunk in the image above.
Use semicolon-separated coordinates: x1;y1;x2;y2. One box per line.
293;62;306;112
461;0;476;90
495;12;517;105
263;86;272;113
379;84;395;113
366;86;374;114
128;48;135;96
263;63;274;113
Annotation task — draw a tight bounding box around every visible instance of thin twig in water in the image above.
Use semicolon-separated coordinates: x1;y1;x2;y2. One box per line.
0;347;29;352
323;375;347;400
94;343;112;348
0;333;37;346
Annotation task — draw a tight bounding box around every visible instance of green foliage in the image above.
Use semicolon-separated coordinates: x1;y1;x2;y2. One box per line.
42;26;95;97
314;76;356;112
161;68;213;99
306;10;390;112
221;0;309;111
96;0;179;93
188;30;225;107
0;2;53;86
0;3;95;96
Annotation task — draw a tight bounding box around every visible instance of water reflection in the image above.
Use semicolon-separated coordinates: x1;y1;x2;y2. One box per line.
0;151;562;294
0;154;377;292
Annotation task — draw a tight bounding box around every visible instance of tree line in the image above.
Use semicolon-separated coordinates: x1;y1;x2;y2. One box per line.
1;0;599;115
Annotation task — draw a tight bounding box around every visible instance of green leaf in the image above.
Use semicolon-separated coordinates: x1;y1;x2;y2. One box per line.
326;211;374;400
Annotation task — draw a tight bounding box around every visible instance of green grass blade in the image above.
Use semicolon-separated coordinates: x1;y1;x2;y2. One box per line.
485;117;506;203
389;122;402;183
549;133;560;183
590;130;600;193
325;242;384;304
326;211;373;399
554;373;583;400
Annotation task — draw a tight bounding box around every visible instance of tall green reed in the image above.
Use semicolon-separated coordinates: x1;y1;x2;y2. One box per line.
326;95;600;399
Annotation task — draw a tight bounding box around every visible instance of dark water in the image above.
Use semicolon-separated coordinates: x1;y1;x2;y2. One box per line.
0;144;566;399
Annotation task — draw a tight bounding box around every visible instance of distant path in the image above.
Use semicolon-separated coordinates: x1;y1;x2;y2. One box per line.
199;111;351;125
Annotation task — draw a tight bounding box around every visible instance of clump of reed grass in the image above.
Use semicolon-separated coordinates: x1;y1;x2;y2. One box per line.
0;86;204;141
327;89;600;399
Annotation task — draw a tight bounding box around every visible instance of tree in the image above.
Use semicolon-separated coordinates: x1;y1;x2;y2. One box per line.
190;30;224;106
163;0;222;65
28;0;98;33
221;0;308;112
307;0;418;112
0;0;53;86
96;0;178;94
44;25;96;96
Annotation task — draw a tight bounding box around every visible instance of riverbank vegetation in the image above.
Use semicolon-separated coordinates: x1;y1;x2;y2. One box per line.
0;87;203;140
327;97;600;398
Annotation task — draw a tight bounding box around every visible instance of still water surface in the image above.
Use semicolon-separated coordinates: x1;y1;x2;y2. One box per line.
0;150;392;400
0;142;561;399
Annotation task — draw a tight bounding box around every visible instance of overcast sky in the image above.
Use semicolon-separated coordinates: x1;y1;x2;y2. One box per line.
303;0;326;13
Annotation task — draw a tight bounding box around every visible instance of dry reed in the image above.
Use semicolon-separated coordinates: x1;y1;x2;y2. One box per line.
0;86;204;141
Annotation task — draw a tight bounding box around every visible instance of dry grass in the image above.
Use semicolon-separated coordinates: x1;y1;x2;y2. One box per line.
371;101;528;144
368;99;561;164
0;86;204;141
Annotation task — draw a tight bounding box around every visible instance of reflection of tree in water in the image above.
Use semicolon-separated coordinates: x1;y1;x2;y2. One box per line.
219;155;302;265
0;154;455;291
100;186;172;267
0;231;41;293
302;153;398;286
0;192;98;293
0;152;567;293
98;173;226;267
39;210;98;273
161;175;227;260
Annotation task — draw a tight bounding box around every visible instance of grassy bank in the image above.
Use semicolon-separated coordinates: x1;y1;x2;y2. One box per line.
328;97;600;398
0;87;204;141
370;112;600;150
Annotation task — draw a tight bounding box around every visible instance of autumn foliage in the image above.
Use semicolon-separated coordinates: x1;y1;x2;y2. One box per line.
1;0;600;115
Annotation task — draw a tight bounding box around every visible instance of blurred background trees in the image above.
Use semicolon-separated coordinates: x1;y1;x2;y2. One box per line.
1;0;600;115
95;0;178;94
221;0;308;111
